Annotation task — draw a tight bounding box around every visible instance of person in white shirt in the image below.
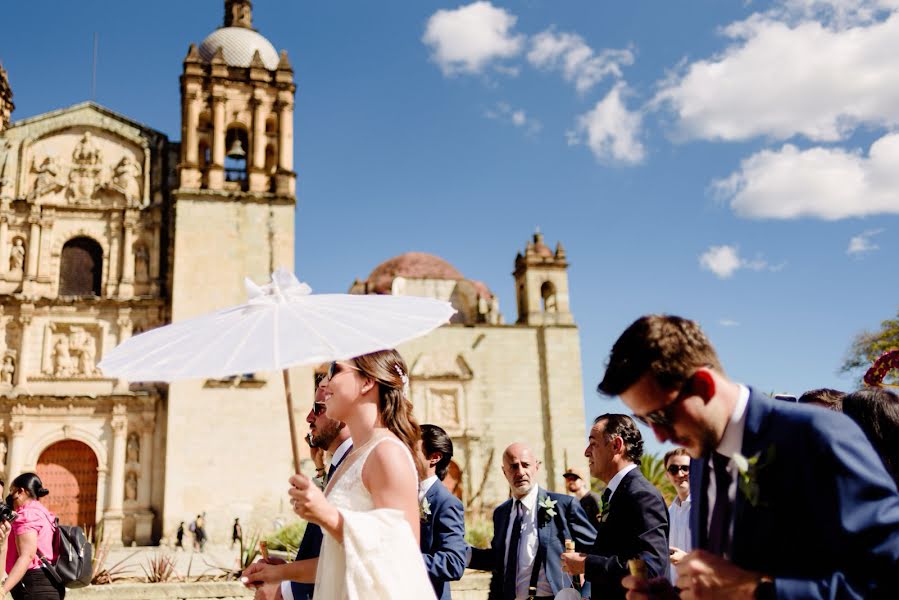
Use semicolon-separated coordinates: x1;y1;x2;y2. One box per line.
662;448;691;583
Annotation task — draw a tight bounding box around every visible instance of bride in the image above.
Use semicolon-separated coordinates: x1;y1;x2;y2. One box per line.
245;349;437;599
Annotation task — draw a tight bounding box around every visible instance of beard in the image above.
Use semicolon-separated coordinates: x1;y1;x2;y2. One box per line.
311;422;342;449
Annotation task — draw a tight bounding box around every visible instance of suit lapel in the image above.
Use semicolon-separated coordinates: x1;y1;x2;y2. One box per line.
495;500;512;560
421;483;441;546
693;456;708;550
731;389;770;563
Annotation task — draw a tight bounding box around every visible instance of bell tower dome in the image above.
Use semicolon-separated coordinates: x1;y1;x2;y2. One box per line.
513;230;574;326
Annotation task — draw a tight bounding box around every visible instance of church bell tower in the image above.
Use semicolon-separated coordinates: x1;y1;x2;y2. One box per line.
514;231;574;326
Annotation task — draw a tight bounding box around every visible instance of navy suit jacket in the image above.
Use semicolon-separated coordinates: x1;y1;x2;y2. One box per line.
584;468;669;600
419;480;467;600
691;389;899;599
290;446;352;600
470;488;596;599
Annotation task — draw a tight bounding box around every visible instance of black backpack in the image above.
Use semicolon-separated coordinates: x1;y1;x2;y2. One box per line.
37;517;93;589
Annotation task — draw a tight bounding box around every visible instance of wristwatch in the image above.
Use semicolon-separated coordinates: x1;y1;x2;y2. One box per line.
755;575;775;600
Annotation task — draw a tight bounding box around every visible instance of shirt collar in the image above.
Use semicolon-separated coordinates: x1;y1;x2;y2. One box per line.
673;493;691;508
715;385;750;459
606;463;639;499
330;437;353;466
419;475;439;499
514;484;541;513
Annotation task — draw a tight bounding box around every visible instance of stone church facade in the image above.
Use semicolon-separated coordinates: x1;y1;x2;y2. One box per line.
0;1;586;545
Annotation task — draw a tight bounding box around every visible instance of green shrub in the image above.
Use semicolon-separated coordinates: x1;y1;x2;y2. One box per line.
264;520;308;555
465;513;493;549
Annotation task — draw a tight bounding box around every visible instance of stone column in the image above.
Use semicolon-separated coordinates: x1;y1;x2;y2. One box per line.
209;94;226;190
5;419;24;483
137;424;153;508
249;95;267;192
25;214;40;280
0;212;9;276
118;214;136;299
184;92;200;166
13;314;30;388
113;313;133;393
103;405;128;545
278;100;293;172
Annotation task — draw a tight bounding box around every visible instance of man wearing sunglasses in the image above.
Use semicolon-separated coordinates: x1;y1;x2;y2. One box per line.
249;374;353;600
601;314;899;600
663;448;691;584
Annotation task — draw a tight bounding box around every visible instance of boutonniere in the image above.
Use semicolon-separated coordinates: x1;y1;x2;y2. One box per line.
419;497;432;521
732;444;776;508
598;496;610;523
538;497;557;526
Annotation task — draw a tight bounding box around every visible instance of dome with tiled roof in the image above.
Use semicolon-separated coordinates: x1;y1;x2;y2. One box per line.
364;252;464;294
199;28;280;69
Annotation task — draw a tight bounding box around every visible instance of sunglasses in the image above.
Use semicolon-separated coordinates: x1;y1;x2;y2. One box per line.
633;375;696;429
312;402;327;416
326;361;359;381
666;465;689;475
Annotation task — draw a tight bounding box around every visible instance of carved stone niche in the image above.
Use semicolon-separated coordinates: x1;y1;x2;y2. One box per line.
410;352;473;435
37;322;107;380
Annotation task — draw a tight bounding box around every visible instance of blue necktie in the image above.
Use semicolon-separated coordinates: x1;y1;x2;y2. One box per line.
504;501;523;600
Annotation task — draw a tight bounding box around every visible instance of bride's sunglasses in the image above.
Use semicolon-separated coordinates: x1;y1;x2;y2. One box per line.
327;361;360;381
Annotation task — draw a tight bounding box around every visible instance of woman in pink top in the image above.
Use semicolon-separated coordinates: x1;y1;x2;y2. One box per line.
1;473;63;600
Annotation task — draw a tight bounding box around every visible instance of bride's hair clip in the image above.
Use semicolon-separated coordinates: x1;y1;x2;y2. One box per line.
393;364;409;386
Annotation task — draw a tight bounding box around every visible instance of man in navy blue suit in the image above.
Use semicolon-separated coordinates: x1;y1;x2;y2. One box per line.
246;376;353;600
603;315;899;600
469;442;596;599
417;424;467;599
560;414;669;600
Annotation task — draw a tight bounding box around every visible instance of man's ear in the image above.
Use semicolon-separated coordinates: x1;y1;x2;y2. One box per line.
429;451;443;467
692;368;716;404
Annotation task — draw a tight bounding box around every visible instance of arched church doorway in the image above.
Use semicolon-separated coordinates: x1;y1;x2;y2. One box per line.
36;441;98;529
444;460;464;502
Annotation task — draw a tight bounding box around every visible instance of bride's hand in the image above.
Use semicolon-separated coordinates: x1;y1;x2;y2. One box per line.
288;474;339;530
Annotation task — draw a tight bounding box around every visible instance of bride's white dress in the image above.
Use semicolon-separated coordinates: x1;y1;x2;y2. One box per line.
313;432;437;600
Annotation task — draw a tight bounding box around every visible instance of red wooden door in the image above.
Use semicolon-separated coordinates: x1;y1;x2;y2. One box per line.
36;441;98;529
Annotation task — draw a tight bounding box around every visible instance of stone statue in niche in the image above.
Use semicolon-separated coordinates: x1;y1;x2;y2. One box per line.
29;156;64;199
124;471;138;501
126;433;140;464
67;132;103;201
72;328;98;376
433;390;460;427
0;354;14;385
110;156;143;207
8;238;25;272
52;336;74;377
134;245;149;282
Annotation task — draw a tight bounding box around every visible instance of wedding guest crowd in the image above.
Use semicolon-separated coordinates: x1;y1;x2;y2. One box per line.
242;314;899;600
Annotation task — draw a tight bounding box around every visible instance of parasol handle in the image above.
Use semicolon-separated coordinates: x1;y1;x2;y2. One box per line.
282;369;302;474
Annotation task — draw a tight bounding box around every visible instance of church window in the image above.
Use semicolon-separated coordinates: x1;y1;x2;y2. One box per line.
59;237;103;296
541;281;557;313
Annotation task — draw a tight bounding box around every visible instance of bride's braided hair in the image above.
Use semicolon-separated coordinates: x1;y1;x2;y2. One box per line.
351;349;422;472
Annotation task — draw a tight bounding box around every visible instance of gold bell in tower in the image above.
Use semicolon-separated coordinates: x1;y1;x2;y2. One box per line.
226;137;246;159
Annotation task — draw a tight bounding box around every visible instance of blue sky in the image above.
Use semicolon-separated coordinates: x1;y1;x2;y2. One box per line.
3;1;897;454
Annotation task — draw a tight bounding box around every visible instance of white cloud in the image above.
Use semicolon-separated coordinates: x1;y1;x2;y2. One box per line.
570;83;645;165
699;245;781;279
527;29;634;93
719;319;741;327
712;132;899;220
847;228;885;255
422;2;524;76
484;102;542;135
653;10;899;142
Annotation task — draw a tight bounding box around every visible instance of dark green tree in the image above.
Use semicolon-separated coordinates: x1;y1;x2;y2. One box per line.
842;309;899;385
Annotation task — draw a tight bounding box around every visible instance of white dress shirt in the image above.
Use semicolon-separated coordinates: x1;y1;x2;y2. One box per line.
503;485;553;599
668;494;692;583
705;385;749;558
606;463;639;501
419;475;439;501
281;436;354;600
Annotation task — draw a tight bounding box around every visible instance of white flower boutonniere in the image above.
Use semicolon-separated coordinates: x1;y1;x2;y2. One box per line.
420;497;432;522
732;444;776;508
538;497;557;526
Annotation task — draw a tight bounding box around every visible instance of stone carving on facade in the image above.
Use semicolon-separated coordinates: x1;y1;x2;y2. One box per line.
126;432;140;464
8;237;24;272
134;244;150;282
125;471;138;501
0;435;6;468
67;132;104;201
110;156;143;207
44;325;101;378
430;389;460;427
0;352;14;386
29;156;64;199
